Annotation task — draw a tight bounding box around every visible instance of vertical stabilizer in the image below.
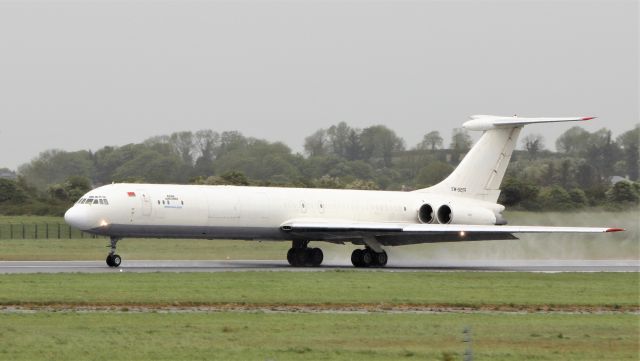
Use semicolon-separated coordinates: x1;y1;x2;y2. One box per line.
416;115;593;203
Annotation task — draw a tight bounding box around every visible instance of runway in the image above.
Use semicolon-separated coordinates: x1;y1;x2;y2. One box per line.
0;259;637;273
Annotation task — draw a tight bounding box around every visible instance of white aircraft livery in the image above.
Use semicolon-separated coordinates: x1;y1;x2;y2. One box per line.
64;115;624;268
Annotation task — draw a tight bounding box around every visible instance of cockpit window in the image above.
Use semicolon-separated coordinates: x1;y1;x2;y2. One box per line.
79;196;110;205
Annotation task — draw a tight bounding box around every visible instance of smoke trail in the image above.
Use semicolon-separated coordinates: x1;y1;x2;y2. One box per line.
388;210;639;263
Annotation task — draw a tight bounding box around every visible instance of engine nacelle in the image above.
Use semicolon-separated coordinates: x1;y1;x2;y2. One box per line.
435;204;498;225
417;203;434;223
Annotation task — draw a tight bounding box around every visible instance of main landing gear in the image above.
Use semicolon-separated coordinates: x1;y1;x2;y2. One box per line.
287;240;323;267
351;248;388;268
106;236;122;268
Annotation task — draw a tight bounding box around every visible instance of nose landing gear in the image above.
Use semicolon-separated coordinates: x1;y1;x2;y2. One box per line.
106;236;122;268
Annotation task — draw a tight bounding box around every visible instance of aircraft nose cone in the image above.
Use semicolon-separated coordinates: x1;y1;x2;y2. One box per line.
64;206;91;230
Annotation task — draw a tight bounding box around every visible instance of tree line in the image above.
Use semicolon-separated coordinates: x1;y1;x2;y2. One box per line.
0;122;638;215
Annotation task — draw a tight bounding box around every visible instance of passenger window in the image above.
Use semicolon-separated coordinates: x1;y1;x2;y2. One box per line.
103;199;109;205
157;200;160;205
181;201;184;205
99;199;105;205
93;199;100;204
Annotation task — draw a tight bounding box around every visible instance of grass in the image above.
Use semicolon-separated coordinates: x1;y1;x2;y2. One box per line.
0;238;291;261
0;272;637;308
0;312;637;360
0;215;64;223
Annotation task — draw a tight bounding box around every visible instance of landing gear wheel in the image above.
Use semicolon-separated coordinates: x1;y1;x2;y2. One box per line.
351;248;388;268
375;251;388;267
286;241;324;267
351;249;364;267
292;248;307;267
106;254;121;268
309;248;323;267
361;249;374;267
111;254;122;268
286;248;295;265
106;237;122;268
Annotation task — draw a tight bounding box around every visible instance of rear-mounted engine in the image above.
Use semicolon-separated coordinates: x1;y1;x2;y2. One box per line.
436;204;497;225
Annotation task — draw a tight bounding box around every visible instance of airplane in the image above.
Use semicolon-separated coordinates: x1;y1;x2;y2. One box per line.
64;115;624;268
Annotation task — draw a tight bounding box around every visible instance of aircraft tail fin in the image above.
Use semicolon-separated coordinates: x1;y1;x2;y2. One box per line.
415;115;594;203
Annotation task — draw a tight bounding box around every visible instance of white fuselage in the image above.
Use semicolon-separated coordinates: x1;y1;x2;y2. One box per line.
64;183;503;241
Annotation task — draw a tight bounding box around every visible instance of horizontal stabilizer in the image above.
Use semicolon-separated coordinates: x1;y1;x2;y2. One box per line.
463;115;595;131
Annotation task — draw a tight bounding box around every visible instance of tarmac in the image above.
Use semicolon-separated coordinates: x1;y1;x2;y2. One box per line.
0;259;637;273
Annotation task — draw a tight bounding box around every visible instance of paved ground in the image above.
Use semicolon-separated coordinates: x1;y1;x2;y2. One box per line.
0;259;637;273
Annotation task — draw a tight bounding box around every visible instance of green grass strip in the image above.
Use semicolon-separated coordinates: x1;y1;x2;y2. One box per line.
0;271;637;308
0;312;637;361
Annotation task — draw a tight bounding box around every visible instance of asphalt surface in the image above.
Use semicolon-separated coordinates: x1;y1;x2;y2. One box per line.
0;259;637;273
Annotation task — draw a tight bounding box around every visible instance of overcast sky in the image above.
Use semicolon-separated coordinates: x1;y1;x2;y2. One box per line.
0;0;637;171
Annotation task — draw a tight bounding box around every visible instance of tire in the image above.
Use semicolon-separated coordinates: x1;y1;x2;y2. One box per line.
375;251;388;267
111;254;122;268
309;248;323;267
106;255;114;267
293;248;307;267
351;249;363;267
286;248;295;266
361;249;373;267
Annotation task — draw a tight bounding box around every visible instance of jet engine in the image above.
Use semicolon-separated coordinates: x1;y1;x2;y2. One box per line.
417;203;434;223
435;204;499;225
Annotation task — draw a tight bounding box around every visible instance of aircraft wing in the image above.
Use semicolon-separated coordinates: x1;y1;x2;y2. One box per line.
280;220;623;246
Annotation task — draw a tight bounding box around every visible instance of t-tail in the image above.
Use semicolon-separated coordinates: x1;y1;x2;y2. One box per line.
416;115;595;203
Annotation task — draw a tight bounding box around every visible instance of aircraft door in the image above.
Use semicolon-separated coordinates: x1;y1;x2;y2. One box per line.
139;190;152;217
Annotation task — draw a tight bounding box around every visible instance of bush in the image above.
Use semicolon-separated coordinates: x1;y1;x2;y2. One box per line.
0;179;28;204
539;186;575;210
499;178;540;209
606;181;640;206
568;188;588;207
